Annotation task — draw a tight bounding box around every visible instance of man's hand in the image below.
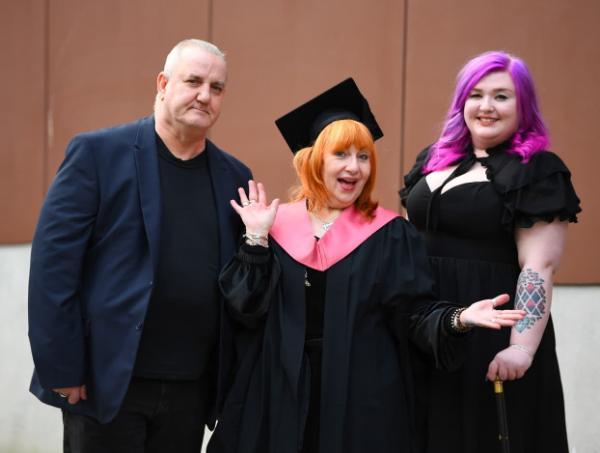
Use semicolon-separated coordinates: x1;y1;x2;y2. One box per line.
53;385;87;405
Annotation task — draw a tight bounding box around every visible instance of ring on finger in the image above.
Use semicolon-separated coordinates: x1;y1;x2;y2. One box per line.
241;201;250;207
249;199;257;204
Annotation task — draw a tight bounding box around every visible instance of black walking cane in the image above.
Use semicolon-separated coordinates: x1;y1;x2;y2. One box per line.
494;377;511;453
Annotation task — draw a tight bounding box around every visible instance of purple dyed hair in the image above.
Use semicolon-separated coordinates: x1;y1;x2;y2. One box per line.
424;51;550;173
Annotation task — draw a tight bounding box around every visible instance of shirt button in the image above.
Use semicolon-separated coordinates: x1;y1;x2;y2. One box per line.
149;281;153;286
136;322;143;331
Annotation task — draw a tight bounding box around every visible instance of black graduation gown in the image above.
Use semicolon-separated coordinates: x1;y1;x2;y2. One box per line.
208;216;467;453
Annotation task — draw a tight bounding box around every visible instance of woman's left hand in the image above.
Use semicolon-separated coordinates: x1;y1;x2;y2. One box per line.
461;294;526;329
486;346;533;381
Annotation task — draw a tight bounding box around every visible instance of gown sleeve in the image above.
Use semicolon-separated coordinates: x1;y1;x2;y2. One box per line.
483;150;581;231
399;146;431;207
218;242;281;328
380;219;468;371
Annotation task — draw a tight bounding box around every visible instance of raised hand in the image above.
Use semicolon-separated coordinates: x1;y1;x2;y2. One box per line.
231;180;280;236
461;294;526;330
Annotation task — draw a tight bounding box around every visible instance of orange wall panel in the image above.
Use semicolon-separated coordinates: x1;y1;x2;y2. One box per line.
46;0;212;184
1;0;597;283
211;0;406;211
0;1;47;243
402;0;599;283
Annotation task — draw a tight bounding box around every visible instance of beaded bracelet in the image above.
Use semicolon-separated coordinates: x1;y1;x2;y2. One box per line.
243;232;269;248
450;307;472;333
509;343;534;358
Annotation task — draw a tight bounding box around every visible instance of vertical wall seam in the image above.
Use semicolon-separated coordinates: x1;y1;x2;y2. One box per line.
206;0;214;141
208;0;214;42
399;0;409;210
43;0;50;193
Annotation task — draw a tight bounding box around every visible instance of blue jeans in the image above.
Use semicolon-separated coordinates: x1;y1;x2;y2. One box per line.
63;377;210;453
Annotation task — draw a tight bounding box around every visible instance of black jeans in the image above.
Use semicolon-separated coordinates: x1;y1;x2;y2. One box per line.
63;377;210;453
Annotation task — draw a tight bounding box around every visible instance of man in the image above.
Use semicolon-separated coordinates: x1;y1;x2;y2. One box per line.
28;39;251;452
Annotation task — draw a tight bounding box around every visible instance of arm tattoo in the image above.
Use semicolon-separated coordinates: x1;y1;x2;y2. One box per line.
514;268;546;333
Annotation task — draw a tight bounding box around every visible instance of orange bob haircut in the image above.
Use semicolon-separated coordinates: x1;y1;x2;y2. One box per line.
291;119;378;219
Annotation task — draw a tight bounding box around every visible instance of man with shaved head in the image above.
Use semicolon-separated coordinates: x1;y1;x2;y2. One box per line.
29;39;251;452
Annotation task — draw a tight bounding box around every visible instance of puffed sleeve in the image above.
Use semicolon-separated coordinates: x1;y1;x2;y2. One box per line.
380;219;468;371
219;243;281;328
399;146;431;207
483;150;581;231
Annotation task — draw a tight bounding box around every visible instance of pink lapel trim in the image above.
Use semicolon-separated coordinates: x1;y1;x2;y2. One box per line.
269;201;399;271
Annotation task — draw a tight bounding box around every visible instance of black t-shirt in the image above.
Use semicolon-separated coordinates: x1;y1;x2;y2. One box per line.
133;135;220;380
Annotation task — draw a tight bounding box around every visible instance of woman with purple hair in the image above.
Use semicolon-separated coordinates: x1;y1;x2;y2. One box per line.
401;51;581;453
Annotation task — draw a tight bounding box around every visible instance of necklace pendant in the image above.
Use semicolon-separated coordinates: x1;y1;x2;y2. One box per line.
311;210;339;233
304;270;311;287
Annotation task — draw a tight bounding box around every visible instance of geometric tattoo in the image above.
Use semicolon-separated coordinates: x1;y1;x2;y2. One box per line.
514;268;546;333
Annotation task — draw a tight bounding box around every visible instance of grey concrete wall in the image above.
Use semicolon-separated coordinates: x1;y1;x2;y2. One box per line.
1;244;61;453
552;286;600;453
2;245;597;452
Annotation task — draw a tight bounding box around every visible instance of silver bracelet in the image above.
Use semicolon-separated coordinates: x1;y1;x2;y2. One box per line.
243;232;268;248
509;343;534;358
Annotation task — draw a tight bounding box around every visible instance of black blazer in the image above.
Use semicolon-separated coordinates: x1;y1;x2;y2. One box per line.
28;116;251;423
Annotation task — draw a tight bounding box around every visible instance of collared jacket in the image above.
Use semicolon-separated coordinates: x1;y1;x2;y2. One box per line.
28;116;251;424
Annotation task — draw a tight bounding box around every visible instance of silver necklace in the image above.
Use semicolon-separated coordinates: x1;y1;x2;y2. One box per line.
313;211;339;231
321;220;334;231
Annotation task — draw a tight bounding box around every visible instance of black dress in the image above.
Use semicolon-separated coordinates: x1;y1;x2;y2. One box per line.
207;214;467;453
302;266;326;453
401;144;581;453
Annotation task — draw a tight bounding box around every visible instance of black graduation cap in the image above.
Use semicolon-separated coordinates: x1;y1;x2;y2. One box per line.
275;77;384;154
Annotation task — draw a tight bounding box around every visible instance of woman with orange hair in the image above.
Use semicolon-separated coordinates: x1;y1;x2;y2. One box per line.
208;79;524;453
